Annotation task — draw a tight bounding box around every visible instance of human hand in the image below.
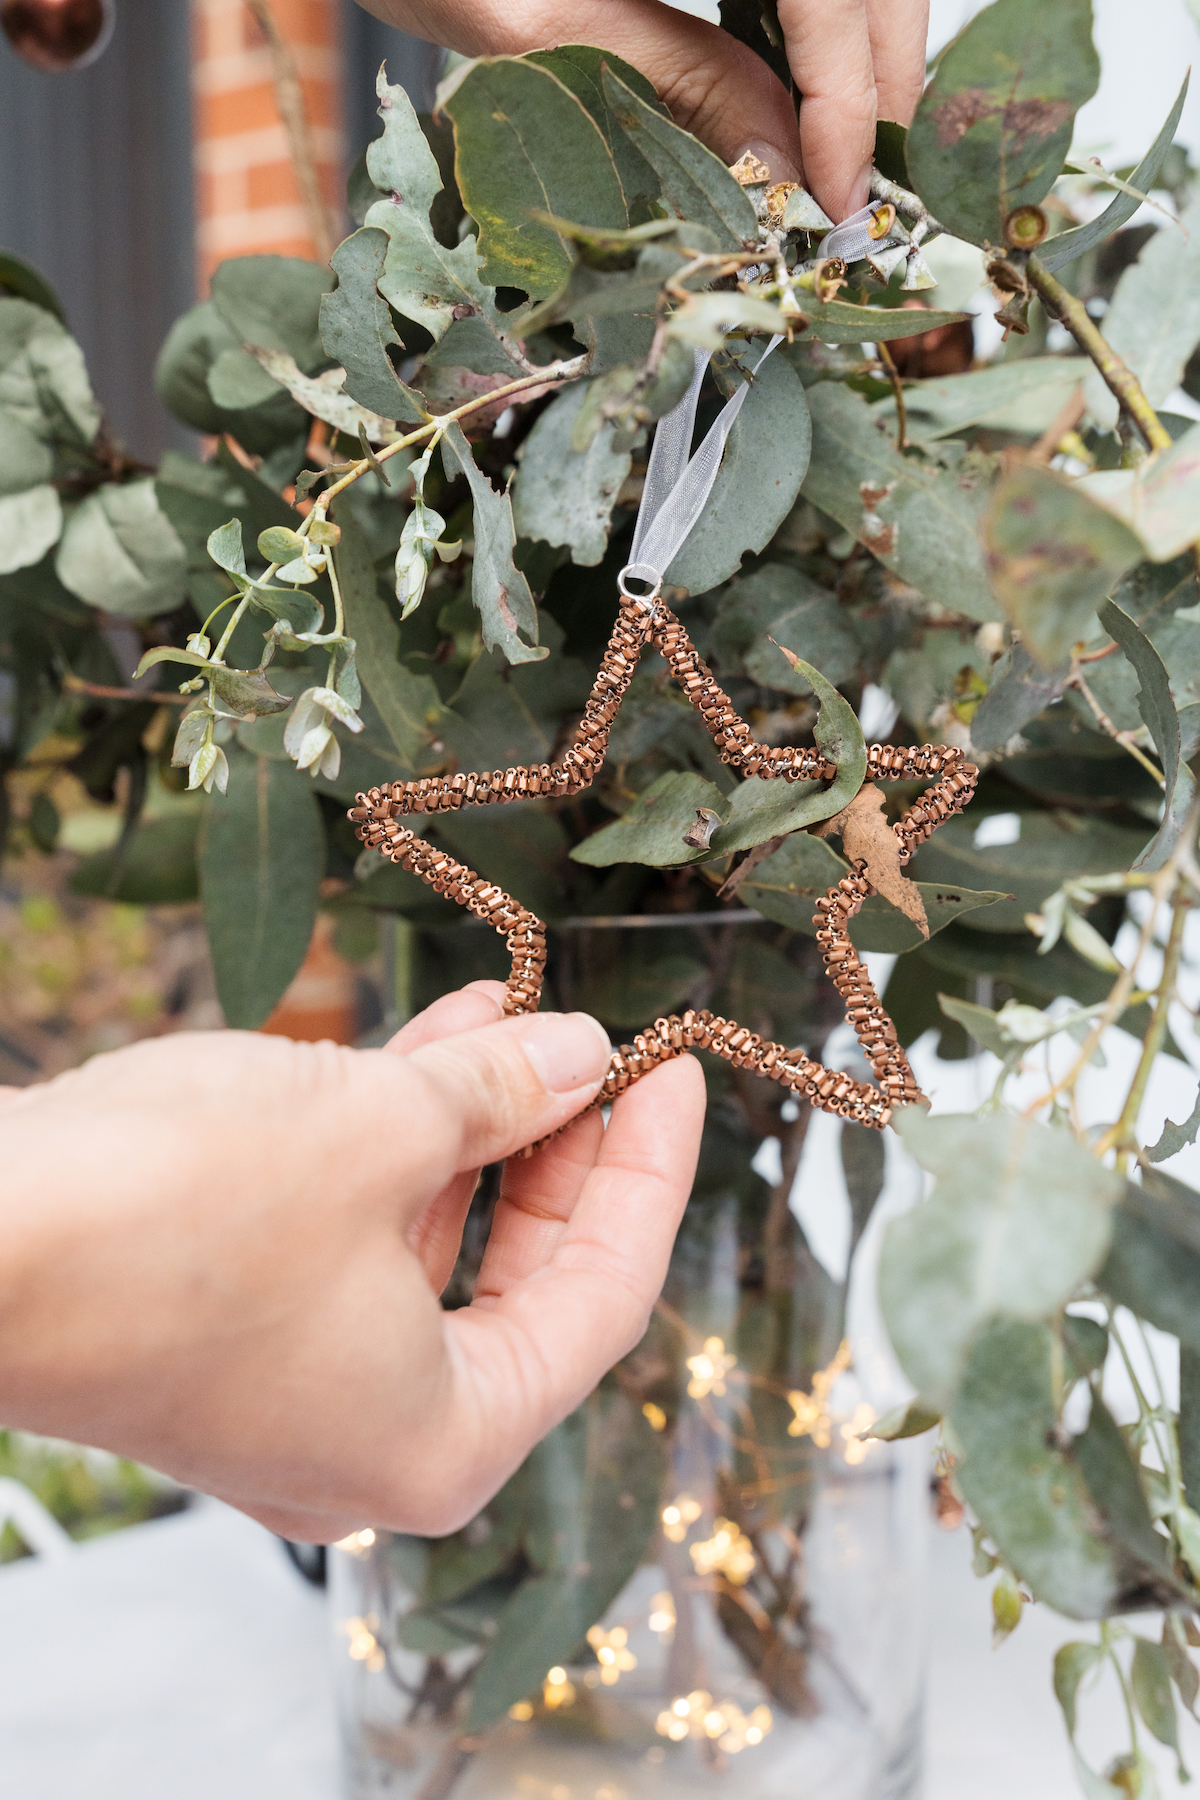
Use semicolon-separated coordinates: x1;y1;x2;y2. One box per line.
0;985;704;1541
355;0;929;220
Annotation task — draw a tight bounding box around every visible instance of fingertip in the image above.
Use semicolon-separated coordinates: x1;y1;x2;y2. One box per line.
385;983;505;1056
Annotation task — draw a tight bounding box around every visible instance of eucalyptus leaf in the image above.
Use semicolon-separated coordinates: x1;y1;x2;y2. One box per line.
440;423;546;664
864;1399;942;1442
1132;1638;1184;1762
800;298;970;346
0;484;62;575
1055;1639;1105;1737
801;382;1002;623
1081;424;1200;565
334;512;444;769
1083;196;1200;429
666;343;811;596
524;45;666;215
69;810;201;905
198;747;324;1029
1098;1179;1200;1353
867;356;1087;445
56;479;187;619
949;1319;1135;1620
1146;1084;1200;1164
0;409;52;495
571;769;725;868
983;463;1143;669
906;0;1100;248
511;380;632;566
443;58;628;298
910;812;1151;933
847;884;1007;953
0;296;100;446
320;226;427;424
972;643;1069;753
365;70;522;361
1041;74;1189;273
464;1387;665;1730
881;1110;1120;1406
1097;597;1194;870
601;65;757;251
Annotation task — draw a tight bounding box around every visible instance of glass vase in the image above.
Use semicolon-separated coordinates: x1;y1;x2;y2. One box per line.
330;1108;927;1800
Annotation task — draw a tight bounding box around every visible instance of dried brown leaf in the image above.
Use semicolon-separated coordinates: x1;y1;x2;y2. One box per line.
815;782;929;937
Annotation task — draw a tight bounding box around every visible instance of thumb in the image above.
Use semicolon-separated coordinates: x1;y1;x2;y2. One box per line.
393;1009;614;1186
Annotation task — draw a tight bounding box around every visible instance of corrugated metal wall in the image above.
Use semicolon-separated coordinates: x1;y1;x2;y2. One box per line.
0;1;441;460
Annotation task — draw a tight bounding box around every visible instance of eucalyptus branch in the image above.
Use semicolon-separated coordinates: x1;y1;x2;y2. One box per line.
1098;895;1190;1161
61;675;188;705
1026;255;1173;453
876;341;908;451
867;171;946;246
320;358;588;507
1023;847;1187;1118
1067;667;1167;788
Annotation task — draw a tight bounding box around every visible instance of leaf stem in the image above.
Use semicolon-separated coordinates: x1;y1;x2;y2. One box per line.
61;674;188;707
1098;893;1189;1160
876;341;907;451
1023;851;1183;1118
1068;668;1167;788
1026;255;1172;454
320;359;588;507
212;597;251;665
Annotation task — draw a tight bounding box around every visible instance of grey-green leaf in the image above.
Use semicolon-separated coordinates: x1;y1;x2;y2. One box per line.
334;511;444;768
511;379;632;566
906;0;1100;248
601;64;757;250
198;747;325;1029
801;382;1002;624
949;1319;1126;1619
365;71;514;353
666;343;811;597
1083;195;1200;429
984;464;1143;669
1055;1639;1104;1737
320;227;427;424
1040;73;1189;273
1097;597;1194;870
464;1387;664;1730
0;296;101;445
0;484;62;574
56;478;188;619
442;58;628;299
881;1110;1121;1406
571;770;726;868
1146;1083;1200;1164
440;422;547;664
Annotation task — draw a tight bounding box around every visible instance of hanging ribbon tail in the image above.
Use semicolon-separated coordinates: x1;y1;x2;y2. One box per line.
624;334;784;595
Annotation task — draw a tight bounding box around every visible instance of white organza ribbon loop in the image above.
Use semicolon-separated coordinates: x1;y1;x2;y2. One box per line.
621;334;783;597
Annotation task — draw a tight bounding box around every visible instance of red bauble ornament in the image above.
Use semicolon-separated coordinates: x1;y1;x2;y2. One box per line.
1;0;114;72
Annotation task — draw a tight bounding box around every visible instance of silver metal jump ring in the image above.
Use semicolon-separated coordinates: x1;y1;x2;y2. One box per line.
617;561;663;610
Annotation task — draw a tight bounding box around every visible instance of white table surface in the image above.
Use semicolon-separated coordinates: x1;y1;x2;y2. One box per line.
2;1495;1196;1799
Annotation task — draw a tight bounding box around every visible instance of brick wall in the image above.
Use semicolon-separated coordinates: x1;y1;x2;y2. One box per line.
190;0;344;286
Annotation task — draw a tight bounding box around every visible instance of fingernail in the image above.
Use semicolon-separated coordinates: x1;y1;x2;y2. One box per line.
735;138;800;184
521;1012;612;1095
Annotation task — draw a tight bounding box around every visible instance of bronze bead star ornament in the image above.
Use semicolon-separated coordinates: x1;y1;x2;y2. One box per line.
349;338;978;1136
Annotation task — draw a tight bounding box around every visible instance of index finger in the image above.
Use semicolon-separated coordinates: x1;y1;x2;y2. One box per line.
779;0;878;219
446;1055;706;1479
